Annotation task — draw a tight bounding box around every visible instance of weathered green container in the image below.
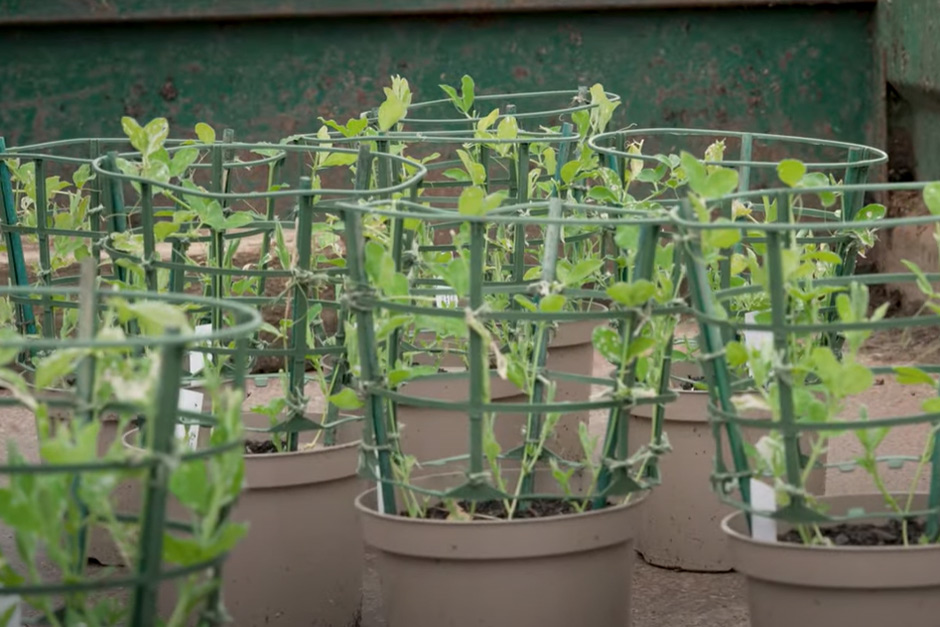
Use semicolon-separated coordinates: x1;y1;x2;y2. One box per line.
1;1;881;151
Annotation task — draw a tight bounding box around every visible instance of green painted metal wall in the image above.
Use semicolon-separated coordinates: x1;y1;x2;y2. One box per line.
879;0;940;180
1;3;882;151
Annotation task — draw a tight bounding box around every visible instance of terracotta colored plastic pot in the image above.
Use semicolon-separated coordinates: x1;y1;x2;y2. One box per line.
123;412;364;626
630;361;827;572
724;493;940;627
356;470;648;627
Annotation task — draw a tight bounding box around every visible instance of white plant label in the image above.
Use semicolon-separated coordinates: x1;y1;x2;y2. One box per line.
188;324;214;374
749;478;779;542
433;284;458;309
742;311;774;377
175;388;205;452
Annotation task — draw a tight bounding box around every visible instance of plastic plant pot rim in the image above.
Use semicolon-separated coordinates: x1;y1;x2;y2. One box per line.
355;470;647;526
90;141;428;200
721;494;940;591
359;88;622;126
588;127;888;170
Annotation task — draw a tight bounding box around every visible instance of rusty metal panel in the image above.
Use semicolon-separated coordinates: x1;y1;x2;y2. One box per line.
0;5;881;153
1;0;876;25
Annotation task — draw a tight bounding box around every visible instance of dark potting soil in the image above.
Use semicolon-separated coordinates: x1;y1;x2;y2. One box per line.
679;375;706;391
244;439;286;455
419;499;598;521
778;518;927;546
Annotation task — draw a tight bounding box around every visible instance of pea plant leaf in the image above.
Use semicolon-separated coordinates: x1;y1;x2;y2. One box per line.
894;366;935;386
924;182;940;216
195;122;216;144
777;159;807;187
592;326;623;364
606;280;655;307
328;387;363;410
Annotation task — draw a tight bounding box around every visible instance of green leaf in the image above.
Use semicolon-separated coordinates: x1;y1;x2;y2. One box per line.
592;326;623;364
440;84;460;107
513;294;537;311
153;221;180;241
539;294;566;312
496;115;518;141
125;301;193;335
924;182;940;216
587;186;618;203
560;161;580;185
195;122;216;144
564;259;604;287
841;362;874;395
704;226;741;250
679;152;707;194
170;460;210;514
922;397;940;414
895;366;935;386
626;337;656;361
460;75;475;113
606;280;655;307
121;116;147;154
855;203;886;221
777;159;807;187
725;341;748;368
328;387;362;410
378;96;406;132
701;168;739;198
439;257;469;298
442;168;471;182
35;348;87;389
163;523;247;567
476;108;500;133
458;186;486;216
143;117;169;156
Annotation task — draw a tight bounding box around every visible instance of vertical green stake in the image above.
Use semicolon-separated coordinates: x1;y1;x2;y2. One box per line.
341;146;396;514
69;258;97;599
593;223;659;508
467;219;487;484
140;182;158;292
518;198;564;498
286;180;315;452
103;152;128;284
764;226;804;509
0;137;37;334
129;330;185;627
34;158;55;336
677;198;752;512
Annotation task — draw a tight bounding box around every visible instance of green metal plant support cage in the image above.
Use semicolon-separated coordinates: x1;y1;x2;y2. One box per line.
0;278;260;625
340;196;682;516
675;180;940;540
91;141;426;451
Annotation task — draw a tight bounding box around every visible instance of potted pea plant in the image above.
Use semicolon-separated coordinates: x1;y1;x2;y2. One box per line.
676;180;940;626
341;195;681;627
587;135;885;571
93;117;427;626
0;266;259;626
300;77;622;463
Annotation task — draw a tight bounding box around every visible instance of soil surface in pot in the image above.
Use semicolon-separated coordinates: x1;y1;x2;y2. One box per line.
244;439;287;454
420;499;600;520
778;518;927;546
